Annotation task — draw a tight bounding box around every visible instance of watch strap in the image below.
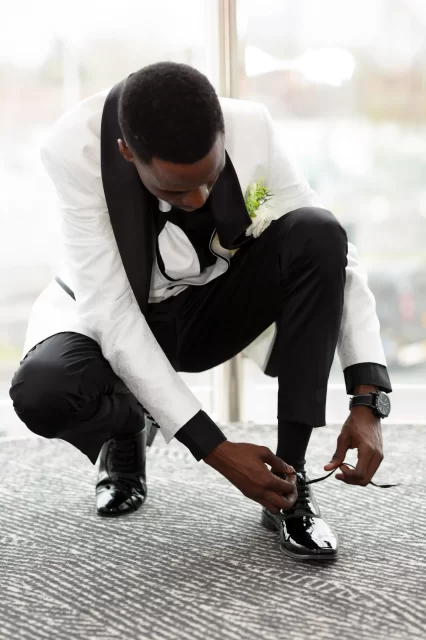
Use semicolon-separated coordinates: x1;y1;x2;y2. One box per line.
350;393;376;408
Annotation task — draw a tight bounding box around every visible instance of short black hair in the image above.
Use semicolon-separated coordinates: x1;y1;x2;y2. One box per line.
118;62;225;165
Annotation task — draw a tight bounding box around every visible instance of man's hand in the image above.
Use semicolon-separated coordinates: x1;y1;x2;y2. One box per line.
324;405;384;486
203;441;298;513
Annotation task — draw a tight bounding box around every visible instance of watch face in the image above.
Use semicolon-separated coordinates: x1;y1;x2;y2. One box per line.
376;392;391;416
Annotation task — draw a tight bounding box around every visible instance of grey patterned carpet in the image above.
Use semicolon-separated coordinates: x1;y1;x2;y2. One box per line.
0;423;425;640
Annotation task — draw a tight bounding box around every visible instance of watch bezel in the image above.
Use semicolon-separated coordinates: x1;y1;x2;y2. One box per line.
374;391;391;418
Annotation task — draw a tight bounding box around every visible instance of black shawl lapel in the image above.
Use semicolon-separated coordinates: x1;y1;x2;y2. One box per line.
100;76;155;316
207;151;253;250
100;76;252;314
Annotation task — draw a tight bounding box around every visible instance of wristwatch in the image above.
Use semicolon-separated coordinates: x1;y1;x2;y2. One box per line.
349;391;391;418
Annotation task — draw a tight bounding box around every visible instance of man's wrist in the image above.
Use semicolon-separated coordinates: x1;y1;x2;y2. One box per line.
350;385;381;421
350;404;381;420
174;410;227;461
353;384;379;395
203;440;231;466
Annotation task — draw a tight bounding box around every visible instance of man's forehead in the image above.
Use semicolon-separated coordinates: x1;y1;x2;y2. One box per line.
149;140;225;190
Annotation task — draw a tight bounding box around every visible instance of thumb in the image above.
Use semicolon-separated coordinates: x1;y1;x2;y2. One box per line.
324;435;349;471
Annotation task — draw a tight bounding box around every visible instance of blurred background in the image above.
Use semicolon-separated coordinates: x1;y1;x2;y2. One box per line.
1;0;425;428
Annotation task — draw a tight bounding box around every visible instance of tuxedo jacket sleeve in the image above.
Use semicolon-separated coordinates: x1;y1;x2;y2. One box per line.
259;105;391;394
39;109;225;460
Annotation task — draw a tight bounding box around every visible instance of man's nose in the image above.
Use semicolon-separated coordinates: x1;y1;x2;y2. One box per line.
182;185;209;210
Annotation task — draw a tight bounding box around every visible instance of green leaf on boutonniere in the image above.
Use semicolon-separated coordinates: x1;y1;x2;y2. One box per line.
245;178;273;218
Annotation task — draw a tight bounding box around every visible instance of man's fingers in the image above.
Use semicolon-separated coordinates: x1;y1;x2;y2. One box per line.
324;433;350;470
364;453;383;486
263;471;298;512
263;488;298;513
336;444;374;484
336;450;383;486
260;447;295;475
262;500;281;515
267;473;297;496
367;451;383;484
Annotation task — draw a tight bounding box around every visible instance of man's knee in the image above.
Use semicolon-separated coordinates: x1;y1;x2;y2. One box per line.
9;357;76;437
276;207;348;266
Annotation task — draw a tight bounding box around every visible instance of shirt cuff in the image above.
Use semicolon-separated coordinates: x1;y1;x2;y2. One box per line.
174;410;227;461
344;362;392;395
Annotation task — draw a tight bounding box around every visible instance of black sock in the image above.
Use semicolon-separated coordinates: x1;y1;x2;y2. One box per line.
276;420;313;472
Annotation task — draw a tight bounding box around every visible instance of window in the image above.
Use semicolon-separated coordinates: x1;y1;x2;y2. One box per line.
236;0;426;421
1;0;222;428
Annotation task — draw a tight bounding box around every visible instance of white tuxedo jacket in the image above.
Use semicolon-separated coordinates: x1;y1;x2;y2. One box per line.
23;78;390;446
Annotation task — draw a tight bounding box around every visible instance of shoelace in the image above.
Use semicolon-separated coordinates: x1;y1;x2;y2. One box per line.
107;437;144;496
294;465;400;489
275;466;400;513
105;406;159;497
294;473;311;509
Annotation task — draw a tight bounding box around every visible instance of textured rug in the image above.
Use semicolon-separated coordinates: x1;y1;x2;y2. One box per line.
0;423;425;640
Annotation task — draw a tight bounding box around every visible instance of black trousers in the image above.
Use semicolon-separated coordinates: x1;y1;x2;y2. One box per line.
10;208;348;464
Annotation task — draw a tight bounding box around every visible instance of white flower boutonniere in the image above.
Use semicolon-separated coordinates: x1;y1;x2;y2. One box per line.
244;179;276;238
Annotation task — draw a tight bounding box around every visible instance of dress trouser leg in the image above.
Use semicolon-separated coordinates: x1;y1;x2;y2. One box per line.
9;332;147;464
176;207;348;430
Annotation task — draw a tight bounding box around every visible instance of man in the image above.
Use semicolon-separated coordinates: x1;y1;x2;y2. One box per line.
10;62;392;561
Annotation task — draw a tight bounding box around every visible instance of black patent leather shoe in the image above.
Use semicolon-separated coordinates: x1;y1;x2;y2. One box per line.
261;471;338;561
96;427;148;517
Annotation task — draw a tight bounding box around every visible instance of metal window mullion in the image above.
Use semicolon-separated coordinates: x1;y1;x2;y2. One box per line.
217;0;243;423
217;0;238;99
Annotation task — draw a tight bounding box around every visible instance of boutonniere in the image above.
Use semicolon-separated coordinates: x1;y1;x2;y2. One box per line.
244;178;276;238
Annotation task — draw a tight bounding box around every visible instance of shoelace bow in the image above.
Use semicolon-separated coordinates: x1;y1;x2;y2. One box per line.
294;464;400;489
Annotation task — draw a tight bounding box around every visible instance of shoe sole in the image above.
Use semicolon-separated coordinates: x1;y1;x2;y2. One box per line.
260;509;339;562
97;506;141;517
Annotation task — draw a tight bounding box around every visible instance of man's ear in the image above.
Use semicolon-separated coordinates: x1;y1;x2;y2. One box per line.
117;138;134;163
